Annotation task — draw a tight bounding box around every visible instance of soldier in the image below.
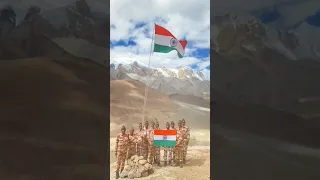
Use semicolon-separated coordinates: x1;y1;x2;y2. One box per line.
142;120;150;159
170;121;176;165
163;122;172;166
170;121;175;130
181;118;190;164
115;126;129;179
154;120;162;166
174;120;186;168
127;127;136;159
147;120;155;164
135;122;144;157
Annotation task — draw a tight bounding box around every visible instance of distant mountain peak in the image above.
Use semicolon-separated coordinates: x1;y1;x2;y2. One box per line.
110;61;210;98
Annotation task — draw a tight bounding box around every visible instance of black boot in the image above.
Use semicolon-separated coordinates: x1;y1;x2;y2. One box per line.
164;161;167;166
157;162;162;167
116;172;119;179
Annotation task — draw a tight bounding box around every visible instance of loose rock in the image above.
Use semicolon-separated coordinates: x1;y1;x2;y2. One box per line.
124;155;154;178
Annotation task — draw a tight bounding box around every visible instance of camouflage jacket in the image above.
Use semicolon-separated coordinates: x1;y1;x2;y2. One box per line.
115;133;129;153
176;128;186;147
135;129;145;144
182;125;190;140
128;133;136;149
147;127;155;145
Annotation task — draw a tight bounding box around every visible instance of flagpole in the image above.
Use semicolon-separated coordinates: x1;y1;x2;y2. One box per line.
141;23;155;125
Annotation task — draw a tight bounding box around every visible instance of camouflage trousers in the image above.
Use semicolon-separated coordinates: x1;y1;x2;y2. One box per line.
172;147;175;161
184;140;189;160
127;145;136;159
174;146;184;163
136;142;144;157
147;144;155;164
154;146;160;163
163;147;173;163
116;150;126;172
143;143;149;160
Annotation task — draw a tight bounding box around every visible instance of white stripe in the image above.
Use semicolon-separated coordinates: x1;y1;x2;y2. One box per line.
154;34;185;56
154;135;176;141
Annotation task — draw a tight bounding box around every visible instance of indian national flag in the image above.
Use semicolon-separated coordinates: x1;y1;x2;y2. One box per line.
153;130;177;147
153;24;188;58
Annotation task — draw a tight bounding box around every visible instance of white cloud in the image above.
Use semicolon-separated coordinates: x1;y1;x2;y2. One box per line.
110;0;210;74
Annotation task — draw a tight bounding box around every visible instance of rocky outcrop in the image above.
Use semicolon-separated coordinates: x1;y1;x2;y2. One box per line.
0;0;108;60
211;12;320;112
120;155;154;179
65;0;108;47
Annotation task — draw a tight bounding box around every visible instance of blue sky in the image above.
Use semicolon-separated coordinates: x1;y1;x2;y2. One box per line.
110;0;210;79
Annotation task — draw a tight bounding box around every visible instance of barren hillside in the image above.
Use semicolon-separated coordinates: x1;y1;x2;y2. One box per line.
110;80;178;137
0;57;108;180
169;94;210;108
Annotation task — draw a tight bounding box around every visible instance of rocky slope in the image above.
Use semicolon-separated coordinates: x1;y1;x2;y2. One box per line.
211;11;320;115
0;0;108;60
110;61;210;99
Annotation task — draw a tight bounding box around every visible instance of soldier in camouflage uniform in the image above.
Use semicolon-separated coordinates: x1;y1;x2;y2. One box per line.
174;120;186;168
170;121;176;165
181;118;190;164
142;120;150;159
135;122;145;157
163;122;173;166
115;126;129;179
147;120;155;164
154;120;162;166
127;127;136;159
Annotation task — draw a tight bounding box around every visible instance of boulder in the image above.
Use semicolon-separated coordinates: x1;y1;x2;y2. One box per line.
120;170;129;178
139;159;147;165
123;154;153;178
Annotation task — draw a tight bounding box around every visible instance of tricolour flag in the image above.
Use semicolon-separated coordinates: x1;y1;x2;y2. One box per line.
153;129;177;147
153;24;188;58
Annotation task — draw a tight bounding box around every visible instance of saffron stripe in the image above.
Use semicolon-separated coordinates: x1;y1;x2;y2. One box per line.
154;130;177;136
155;24;176;38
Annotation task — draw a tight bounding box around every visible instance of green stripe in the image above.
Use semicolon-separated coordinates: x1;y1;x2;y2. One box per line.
153;140;176;147
153;44;183;58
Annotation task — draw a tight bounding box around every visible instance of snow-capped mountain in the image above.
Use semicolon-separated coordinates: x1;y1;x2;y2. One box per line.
211;7;320;113
212;11;320;61
110;61;210;98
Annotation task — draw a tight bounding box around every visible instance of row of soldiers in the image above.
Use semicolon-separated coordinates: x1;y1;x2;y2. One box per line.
114;118;190;179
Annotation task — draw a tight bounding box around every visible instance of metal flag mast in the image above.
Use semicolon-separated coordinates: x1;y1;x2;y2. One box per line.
141;23;155;125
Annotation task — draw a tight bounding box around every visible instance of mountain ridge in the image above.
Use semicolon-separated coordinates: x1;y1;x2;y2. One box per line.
110;61;210;99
